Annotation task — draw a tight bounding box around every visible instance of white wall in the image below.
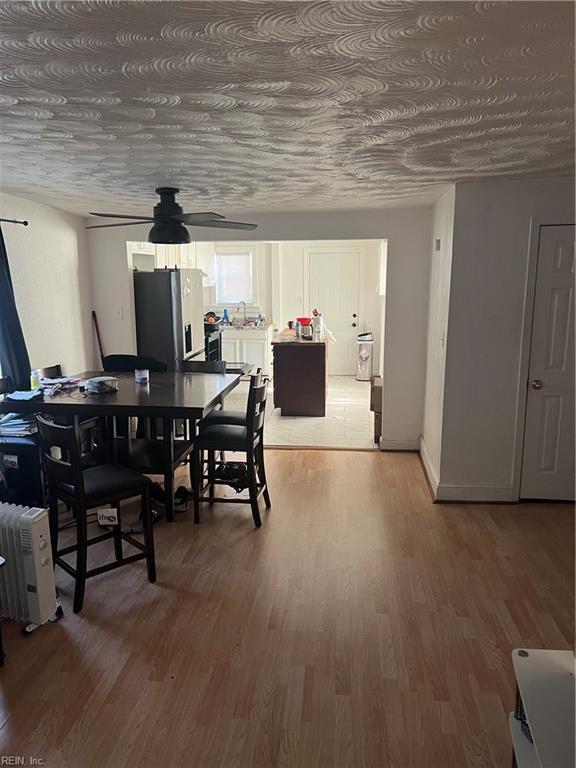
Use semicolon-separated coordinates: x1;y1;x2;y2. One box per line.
381;218;432;449
420;187;456;489
88;225;138;357
0;191;94;375
376;240;387;377
436;175;575;501
87;206;432;446
274;239;383;371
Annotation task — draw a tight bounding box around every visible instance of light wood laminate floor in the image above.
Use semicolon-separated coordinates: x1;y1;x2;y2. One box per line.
1;451;573;768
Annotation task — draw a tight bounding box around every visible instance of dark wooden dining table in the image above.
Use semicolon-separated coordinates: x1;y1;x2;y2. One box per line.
0;370;241;520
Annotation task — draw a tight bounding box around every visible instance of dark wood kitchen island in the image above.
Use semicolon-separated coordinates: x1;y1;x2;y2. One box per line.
272;334;327;416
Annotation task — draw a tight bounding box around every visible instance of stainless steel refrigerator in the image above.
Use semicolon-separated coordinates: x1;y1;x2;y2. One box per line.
133;268;205;371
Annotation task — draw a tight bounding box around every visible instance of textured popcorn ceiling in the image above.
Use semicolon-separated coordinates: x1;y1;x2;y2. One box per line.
0;0;574;216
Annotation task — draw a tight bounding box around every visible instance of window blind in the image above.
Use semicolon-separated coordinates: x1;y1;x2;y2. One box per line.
215;251;253;305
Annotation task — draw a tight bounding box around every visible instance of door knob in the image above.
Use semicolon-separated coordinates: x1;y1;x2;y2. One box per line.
530;379;544;390
352;322;357;328
352;313;357;318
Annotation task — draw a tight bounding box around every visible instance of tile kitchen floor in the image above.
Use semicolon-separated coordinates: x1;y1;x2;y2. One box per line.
223;375;377;450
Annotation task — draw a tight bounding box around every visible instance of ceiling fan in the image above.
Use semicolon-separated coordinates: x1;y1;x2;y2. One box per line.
85;187;257;244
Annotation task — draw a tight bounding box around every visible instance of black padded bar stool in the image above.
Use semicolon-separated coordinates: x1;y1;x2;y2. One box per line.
36;415;156;613
198;369;263;430
192;381;271;527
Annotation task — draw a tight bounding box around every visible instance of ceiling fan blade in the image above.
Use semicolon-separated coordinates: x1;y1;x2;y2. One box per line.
85;221;153;230
173;212;226;223
187;220;258;230
88;213;156;221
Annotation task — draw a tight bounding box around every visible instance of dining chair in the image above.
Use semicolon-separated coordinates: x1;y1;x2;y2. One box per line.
180;360;228;441
101;354;167;439
102;355;167;374
102;354;193;522
181;360;226;374
198;369;263;428
99;354;194;520
36;415;156;613
40;364;63;379
191;381;271;527
196;369;265;467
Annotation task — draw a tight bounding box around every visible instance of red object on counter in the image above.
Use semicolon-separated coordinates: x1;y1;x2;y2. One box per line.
296;317;312;326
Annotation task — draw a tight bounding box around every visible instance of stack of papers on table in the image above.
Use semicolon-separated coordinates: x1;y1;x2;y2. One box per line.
0;413;37;436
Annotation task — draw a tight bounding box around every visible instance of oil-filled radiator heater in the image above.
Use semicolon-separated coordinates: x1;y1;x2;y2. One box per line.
0;503;62;636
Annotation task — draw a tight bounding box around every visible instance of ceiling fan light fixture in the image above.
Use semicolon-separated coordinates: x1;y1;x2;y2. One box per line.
148;219;190;245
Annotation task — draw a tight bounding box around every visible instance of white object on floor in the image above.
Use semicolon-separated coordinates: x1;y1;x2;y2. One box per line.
509;648;575;768
0;504;57;626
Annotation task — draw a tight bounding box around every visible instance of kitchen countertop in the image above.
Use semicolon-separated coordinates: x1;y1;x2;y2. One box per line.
272;330;325;346
222;321;273;331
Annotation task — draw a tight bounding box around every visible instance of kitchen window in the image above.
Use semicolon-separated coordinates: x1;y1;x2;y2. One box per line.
215;249;253;305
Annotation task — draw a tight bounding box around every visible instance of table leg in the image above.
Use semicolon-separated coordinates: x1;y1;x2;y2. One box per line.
108;416;118;464
73;415;81;448
163;417;175;522
188;418;197;499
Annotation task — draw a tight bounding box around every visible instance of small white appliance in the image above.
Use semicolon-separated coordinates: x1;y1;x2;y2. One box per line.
0;504;58;627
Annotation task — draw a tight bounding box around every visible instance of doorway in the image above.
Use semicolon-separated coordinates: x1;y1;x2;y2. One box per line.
212;238;385;450
520;224;575;500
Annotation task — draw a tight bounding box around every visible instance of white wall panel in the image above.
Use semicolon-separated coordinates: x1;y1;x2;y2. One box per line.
0;191;94;374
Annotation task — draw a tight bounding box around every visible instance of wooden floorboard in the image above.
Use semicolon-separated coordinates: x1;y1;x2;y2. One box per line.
0;450;573;767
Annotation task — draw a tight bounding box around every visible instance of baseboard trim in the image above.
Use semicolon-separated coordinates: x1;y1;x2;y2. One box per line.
419;437;439;497
265;444;377;452
435;483;517;503
379;439;419;451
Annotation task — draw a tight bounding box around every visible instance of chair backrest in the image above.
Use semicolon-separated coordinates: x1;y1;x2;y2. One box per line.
246;382;268;439
0;376;13;395
36;415;85;497
241;369;263;422
102;354;167;373
250;369;263;387
181;360;226;374
41;364;63;379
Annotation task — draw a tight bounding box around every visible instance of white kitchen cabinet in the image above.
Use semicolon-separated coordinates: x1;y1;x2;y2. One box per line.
222;337;240;364
243;338;268;373
195;242;216;286
221;325;274;377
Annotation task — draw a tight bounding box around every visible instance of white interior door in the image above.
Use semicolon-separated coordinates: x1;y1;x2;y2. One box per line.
308;248;360;375
521;224;575;500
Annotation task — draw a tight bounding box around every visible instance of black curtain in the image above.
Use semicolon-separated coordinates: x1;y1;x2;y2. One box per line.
0;225;31;390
